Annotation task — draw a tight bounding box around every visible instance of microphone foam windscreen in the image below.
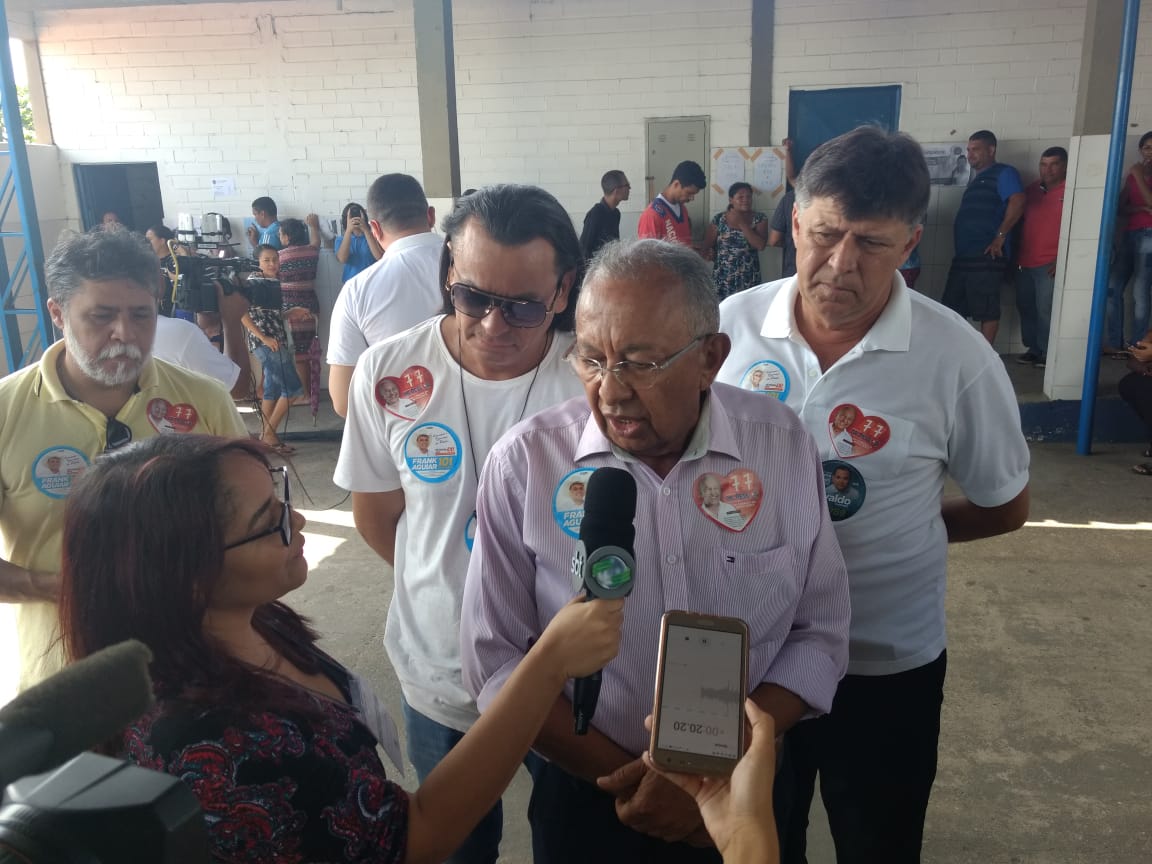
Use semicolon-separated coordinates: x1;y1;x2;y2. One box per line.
584;467;638;522
0;639;155;770
579;467;638;554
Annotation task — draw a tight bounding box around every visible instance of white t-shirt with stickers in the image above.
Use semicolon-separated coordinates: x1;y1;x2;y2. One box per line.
333;316;583;732
718;275;1030;677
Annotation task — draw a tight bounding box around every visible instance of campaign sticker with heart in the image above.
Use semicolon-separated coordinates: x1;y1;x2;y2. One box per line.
693;469;763;532
376;365;434;421
146;398;199;434
827;403;890;459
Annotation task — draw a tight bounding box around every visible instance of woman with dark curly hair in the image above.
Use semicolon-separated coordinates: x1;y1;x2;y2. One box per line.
277;217;321;405
59;434;623;864
703;182;769;300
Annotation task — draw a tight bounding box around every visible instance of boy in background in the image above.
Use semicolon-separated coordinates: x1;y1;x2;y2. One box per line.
240;245;302;454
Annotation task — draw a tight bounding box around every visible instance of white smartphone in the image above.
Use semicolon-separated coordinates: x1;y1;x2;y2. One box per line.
649;610;749;776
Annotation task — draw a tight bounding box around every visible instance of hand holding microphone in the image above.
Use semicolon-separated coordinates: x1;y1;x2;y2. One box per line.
535;595;625;684
570;467;638;735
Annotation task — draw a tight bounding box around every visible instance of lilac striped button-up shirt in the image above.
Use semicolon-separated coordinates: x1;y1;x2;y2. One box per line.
460;383;850;757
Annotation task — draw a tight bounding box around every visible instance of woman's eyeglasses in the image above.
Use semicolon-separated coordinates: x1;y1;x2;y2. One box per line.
448;281;562;329
224;467;292;551
104;418;133;453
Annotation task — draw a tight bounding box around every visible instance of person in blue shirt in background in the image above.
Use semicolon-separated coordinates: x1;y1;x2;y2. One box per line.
334;201;384;283
247;196;282;251
941;130;1025;346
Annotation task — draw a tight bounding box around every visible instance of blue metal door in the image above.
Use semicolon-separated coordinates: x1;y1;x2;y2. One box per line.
787;85;902;173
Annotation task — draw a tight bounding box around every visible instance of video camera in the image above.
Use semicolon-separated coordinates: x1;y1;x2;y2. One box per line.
0;641;207;863
167;254;282;315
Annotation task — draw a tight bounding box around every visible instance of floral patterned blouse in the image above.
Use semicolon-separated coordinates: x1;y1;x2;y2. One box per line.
711;210;767;301
123;683;408;863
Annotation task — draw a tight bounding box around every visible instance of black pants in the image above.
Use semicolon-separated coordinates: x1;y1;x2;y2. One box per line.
1119;371;1152;445
528;759;722;864
777;651;947;864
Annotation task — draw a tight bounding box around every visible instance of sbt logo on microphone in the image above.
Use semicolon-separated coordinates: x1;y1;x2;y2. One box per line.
580;543;635;599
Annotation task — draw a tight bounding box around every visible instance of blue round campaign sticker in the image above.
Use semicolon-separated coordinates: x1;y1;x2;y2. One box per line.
464;510;477;552
738;360;789;401
32;446;90;499
822;460;866;522
553;468;595;539
404;423;462;484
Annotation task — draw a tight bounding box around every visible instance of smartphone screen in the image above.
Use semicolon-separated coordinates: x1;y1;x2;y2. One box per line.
651;613;747;773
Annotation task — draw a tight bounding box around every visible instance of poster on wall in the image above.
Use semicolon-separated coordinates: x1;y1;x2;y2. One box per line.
712;148;746;197
922;143;970;186
709;146;788;214
751;149;784;196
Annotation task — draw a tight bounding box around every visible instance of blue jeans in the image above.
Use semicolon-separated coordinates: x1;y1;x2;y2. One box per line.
1107;228;1152;347
252;343;303;401
1016;264;1055;356
402;700;502;864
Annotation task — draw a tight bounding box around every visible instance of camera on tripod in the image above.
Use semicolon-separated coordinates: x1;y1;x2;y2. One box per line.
168;255;282;315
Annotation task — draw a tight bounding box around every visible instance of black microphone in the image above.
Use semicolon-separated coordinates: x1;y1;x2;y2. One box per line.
0;639;155;790
570;467;637;735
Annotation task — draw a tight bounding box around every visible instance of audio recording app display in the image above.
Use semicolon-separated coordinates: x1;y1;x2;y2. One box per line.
656;624;744;758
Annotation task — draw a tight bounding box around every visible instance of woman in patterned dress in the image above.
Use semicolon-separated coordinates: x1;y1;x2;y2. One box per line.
58;434;623;864
277;217;321;403
704;182;769;301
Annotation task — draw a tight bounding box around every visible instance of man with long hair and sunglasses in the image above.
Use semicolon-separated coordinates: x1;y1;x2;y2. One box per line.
0;228;246;694
460;238;849;864
334;184;586;864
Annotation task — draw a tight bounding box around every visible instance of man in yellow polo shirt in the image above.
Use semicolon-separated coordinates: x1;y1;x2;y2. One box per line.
0;228;247;691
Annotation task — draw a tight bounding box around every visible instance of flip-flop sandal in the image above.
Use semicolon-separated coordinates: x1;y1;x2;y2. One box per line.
273;443;297;456
1131;462;1152;476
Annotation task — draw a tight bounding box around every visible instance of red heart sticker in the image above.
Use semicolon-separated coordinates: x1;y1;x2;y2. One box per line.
694;469;763;533
146;398;199;434
376;365;434;421
828;403;890;459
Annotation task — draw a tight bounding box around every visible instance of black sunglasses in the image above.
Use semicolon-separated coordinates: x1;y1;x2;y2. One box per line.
224;467;292;551
104;418;133;453
448;280;563;329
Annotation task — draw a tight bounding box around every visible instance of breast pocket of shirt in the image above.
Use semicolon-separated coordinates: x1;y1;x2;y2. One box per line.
703;546;800;645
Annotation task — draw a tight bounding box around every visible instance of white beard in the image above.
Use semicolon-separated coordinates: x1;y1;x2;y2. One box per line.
63;327;145;387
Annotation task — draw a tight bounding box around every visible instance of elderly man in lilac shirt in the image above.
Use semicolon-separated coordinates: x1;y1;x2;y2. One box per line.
460;239;850;864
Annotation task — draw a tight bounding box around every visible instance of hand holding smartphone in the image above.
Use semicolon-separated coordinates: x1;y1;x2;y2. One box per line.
649;611;749;776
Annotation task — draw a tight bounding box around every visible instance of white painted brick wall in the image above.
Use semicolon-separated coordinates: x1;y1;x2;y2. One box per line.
772;0;1091;142
33;0;754;240
452;0;753;232
26;0;1152;274
35;1;419;234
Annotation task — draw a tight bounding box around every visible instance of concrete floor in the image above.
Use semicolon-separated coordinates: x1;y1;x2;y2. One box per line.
275;393;1152;864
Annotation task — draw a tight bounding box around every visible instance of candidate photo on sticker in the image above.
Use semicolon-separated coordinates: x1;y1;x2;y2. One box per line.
552;468;595;538
823;460;866;522
376;365;434;421
32;447;90;499
738;360;789;400
694;473;746;531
